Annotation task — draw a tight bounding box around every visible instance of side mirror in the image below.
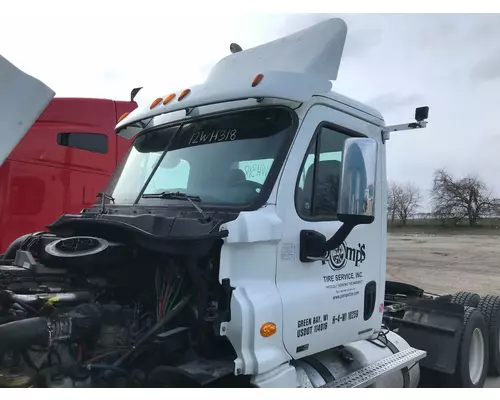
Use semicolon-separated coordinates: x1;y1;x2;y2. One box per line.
337;137;377;225
300;137;378;262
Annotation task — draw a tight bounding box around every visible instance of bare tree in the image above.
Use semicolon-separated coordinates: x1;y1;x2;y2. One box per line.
388;181;422;226
430;169;496;226
397;183;422;226
387;182;401;224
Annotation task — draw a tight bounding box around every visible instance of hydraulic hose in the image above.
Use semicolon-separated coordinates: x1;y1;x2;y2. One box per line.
1;233;32;260
0;304;101;354
0;317;49;353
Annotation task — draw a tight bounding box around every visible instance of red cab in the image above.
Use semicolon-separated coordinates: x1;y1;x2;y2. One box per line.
0;98;137;252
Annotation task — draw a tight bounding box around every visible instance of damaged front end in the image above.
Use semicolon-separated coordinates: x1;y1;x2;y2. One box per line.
0;209;240;387
0;105;297;388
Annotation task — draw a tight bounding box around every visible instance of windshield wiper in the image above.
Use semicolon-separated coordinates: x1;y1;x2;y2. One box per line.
134;122;187;205
142;191;201;201
141;191;212;223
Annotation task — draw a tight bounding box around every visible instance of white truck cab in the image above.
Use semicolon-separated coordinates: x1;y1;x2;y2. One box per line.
113;18;428;387
1;17;494;390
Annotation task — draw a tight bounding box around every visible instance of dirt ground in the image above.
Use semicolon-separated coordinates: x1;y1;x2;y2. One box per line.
387;232;500;387
387;232;500;296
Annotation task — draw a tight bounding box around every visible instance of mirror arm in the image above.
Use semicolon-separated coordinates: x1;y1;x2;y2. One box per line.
323;222;356;252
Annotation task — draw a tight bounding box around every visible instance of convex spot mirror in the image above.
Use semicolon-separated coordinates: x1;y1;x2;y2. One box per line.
337;137;378;225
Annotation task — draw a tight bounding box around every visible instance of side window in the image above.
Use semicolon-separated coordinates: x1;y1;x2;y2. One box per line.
295;126;349;220
57;132;108;154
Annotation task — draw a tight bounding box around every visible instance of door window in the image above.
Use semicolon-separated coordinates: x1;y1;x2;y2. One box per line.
295;126;350;220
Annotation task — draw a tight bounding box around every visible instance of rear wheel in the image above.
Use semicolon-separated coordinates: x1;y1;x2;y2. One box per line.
450;292;481;308
476;295;500;376
448;306;489;388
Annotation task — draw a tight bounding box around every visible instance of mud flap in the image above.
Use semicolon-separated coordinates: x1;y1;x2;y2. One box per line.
395;299;464;374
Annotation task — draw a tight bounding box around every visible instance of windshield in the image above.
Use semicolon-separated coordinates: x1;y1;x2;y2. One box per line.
105;107;296;207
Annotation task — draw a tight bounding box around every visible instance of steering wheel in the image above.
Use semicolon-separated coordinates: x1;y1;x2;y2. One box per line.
229;180;263;193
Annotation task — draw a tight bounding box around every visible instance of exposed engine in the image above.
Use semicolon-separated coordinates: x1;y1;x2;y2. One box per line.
0;232;237;388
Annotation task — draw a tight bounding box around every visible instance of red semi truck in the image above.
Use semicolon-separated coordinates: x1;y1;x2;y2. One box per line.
0;96;137;253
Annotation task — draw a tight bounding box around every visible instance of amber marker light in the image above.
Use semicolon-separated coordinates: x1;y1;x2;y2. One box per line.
260;322;277;337
252;73;264;87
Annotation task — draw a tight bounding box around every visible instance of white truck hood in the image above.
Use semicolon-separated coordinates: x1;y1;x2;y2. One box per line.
0;55;55;166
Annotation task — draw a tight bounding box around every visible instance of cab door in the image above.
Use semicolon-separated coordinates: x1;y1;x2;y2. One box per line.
275;103;385;359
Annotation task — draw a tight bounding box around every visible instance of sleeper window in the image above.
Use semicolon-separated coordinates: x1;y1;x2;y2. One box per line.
57;132;108;154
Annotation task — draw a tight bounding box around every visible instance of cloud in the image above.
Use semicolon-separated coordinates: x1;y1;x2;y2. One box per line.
342;28;383;58
241;13;383;59
267;13;333;36
470;51;500;83
469;14;500;39
366;92;426;112
413;15;460;47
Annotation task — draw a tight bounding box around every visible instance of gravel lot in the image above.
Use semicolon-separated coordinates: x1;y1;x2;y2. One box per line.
387;233;500;296
387;234;500;388
387;232;500;388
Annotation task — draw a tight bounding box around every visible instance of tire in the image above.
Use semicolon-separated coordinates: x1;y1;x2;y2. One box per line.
450;292;481;308
448;306;489;388
476;295;500;376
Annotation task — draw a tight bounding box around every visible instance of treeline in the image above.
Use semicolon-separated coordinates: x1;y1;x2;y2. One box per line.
388;169;500;227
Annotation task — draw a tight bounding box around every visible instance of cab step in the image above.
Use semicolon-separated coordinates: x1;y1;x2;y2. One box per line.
321;347;427;388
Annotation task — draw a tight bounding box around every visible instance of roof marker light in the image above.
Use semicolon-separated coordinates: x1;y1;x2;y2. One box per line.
252;73;264;87
150;97;163;109
118;112;129;123
178;89;191;101
163;93;176;105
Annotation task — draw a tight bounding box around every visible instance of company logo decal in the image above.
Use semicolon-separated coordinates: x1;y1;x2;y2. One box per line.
326;242;366;271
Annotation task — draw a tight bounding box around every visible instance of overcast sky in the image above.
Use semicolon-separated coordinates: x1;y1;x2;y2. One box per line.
2;13;499;210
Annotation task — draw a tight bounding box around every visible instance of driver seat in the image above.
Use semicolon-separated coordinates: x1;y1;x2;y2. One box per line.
228;169;247;185
301;160;341;216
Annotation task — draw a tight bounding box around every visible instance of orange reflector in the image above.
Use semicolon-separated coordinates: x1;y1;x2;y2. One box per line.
163;93;176;105
150;97;163;109
178;89;191;101
260;322;277;338
252;73;264;87
118;112;129;123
